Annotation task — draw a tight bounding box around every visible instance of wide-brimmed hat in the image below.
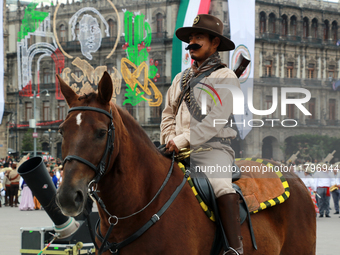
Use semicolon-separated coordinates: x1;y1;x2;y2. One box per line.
176;14;235;51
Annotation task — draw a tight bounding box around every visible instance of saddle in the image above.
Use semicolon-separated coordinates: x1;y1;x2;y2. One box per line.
187;162;257;255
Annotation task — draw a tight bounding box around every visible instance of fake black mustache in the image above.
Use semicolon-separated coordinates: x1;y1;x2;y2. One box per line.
185;44;202;50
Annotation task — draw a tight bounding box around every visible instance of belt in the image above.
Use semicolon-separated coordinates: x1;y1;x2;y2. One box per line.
207;137;231;145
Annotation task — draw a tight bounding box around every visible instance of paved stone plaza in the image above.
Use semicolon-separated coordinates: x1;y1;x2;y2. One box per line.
0;200;339;254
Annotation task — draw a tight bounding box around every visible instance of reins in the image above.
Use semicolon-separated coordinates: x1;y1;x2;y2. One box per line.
62;105;190;255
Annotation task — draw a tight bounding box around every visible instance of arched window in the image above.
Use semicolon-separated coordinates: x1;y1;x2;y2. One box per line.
281;15;288;36
108;19;116;38
43;68;51;84
332;21;338;44
156;13;163;38
290;16;297;36
303;17;309;38
260;12;266;34
268;13;276;33
59;24;66;42
312;18;318;38
323;20;329;41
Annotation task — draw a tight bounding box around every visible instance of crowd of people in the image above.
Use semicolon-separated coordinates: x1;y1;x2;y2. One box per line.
286;160;340;218
0;155;63;211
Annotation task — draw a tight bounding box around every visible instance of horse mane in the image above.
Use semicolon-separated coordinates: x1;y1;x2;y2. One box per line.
115;105;160;154
75;93;161;155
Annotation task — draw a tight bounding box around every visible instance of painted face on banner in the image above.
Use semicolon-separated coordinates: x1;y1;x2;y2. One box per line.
78;14;102;60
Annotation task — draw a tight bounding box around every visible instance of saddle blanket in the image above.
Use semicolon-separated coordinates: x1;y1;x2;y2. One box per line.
234;158;290;214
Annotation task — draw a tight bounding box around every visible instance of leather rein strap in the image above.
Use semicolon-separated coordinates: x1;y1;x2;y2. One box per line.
62;106;115;184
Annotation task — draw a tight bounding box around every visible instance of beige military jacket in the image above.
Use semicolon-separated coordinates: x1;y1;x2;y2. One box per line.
160;67;240;150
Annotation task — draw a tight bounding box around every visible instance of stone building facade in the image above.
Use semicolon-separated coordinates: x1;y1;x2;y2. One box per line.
246;0;340;160
3;0;340;160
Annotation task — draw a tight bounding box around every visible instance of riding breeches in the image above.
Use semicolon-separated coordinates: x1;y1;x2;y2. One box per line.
190;141;236;198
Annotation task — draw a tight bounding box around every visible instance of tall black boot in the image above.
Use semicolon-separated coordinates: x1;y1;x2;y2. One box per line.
217;193;243;255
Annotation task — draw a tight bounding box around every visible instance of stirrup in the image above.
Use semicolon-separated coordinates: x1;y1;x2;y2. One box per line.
223;247;241;255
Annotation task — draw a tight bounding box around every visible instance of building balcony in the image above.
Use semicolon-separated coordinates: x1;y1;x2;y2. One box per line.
304;79;322;87
260;32;280;40
305;119;320;126
326;120;340;126
286;35;301;42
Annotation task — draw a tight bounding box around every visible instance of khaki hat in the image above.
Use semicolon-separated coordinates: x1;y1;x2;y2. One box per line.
176;14;235;51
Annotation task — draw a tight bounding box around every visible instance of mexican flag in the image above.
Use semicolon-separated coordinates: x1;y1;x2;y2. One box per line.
171;0;211;80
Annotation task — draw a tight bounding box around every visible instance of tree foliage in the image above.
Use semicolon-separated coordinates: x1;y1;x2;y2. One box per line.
285;134;340;162
21;129;41;152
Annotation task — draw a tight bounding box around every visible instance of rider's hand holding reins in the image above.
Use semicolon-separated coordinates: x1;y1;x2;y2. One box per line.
166;140;179;155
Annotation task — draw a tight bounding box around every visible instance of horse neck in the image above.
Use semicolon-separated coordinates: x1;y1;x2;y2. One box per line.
98;108;173;229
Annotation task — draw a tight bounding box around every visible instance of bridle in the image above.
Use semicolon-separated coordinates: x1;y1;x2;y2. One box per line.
61;105;189;255
62;106;115;184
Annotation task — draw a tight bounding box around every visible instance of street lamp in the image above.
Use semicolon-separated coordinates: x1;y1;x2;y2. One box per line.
30;89;50;157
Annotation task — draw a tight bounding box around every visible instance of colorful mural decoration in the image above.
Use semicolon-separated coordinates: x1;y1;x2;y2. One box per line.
17;1;65;99
54;2;122;102
16;1;163;106
121;10;162;107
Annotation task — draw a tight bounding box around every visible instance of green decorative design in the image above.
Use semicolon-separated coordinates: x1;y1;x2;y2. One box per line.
18;2;50;42
122;11;158;79
123;83;147;106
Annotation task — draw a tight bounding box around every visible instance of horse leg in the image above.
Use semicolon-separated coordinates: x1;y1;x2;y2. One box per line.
279;178;317;255
241;211;284;255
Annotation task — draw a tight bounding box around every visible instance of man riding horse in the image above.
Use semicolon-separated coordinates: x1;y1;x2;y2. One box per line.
161;14;243;255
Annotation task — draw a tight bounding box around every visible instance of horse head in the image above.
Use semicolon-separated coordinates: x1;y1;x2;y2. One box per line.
55;72;121;216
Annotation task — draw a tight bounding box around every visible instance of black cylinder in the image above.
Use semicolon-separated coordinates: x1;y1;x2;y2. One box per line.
18;157;69;226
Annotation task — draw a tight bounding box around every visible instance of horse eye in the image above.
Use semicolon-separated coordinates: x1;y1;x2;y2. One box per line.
97;130;107;139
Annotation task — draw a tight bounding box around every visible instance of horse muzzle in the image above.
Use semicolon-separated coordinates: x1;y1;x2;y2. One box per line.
56;184;87;217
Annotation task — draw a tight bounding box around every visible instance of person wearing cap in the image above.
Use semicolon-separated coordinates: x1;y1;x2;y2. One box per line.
161;14;242;255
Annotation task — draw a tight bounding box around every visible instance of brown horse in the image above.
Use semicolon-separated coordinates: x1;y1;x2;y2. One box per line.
55;72;316;255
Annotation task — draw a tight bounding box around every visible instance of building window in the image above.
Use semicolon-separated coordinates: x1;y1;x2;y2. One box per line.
303;18;309;38
156;13;164;38
43;68;51;84
286;99;295;119
268;13;276;33
329;99;336;120
75;23;79;44
332;21;338;44
43;101;50;121
281;15;288;37
264;60;272;77
309;98;316;119
108;19;116;38
107;64;114;74
287;62;294;78
290;16;297;36
265;95;273;118
328;65;335;81
125;104;134;118
25;102;33;121
260;12;266;34
323;20;329;41
58;101;66;120
312;19;318;39
308;63;315;79
59;24;66;43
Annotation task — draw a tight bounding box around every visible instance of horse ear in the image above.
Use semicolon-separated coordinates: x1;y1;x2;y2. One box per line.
97;71;113;104
56;74;78;106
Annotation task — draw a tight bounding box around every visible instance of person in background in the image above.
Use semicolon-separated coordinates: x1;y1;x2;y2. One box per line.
50;170;58;189
8;162;20;207
19;179;35;211
330;167;340;215
315;162;335;218
2;169;12;206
